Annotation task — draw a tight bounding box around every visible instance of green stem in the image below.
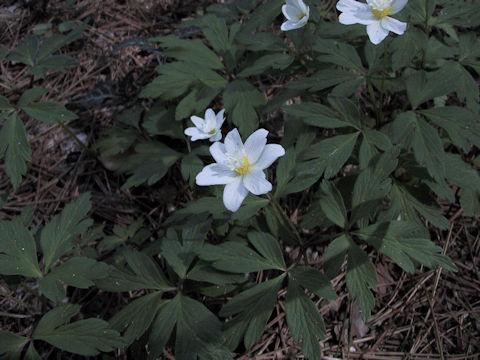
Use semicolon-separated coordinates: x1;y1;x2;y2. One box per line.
267;194;303;246
21;281;42;300
378;40;387;128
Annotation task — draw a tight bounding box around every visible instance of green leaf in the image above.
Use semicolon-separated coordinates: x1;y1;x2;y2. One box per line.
354;221;457;273
324;234;350;279
143;102;183;137
33;304;124;356
40;193;92;271
0;218;42;278
7;35;39;67
302;132;360;179
286;277;326;359
314;39;365;73
175;85;220;121
221;275;284;350
391;27;426;71
17;88;49;107
196;14;230;54
282;102;353;129
288;69;362;94
119;142;182;189
289;266;337;300
152;35;224;70
319;180;348;228
247;231;286;270
346;240;377;321
223;80;265;136
199;239;286;273
0;112;32;189
21;101;78;124
181;153;204;186
39;257;111;301
110;292;166;346
0;95;13;111
235;32;285;52
24;343;42;360
149;294;232;360
238;53;293;77
0;330;28;355
30;55;78;78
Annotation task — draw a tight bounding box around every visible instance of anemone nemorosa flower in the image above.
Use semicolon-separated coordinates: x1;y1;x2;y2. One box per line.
184;108;225;142
281;0;310;31
336;0;408;45
196;128;285;212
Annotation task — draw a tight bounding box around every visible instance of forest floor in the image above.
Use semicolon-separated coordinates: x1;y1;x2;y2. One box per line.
0;0;479;359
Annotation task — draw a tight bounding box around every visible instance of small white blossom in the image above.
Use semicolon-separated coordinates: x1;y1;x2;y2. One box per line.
196;128;285;212
336;0;408;45
184;108;225;142
281;0;310;31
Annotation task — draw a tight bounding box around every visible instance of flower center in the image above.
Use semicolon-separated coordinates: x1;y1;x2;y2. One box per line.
208;129;216;135
299;12;307;20
234;156;250;175
367;0;393;18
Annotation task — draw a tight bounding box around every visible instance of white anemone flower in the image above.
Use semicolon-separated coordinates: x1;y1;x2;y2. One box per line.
196;128;285;212
281;0;310;31
336;0;408;45
184;108;225;142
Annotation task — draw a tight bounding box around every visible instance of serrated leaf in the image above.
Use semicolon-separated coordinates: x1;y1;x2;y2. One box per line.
149;294;232;360
186;261;246;285
324;234;350;279
33;304;123;356
21;101;78;124
0;112;32;189
30;55;78;78
24;343;42;360
175;85;220;121
181;153;204;186
223;80;265;136
143;102;183;137
40;193;92;271
0;330;28;355
290;266;337;300
238;53;293;77
302;132;360;179
286;277;326;359
354;221;457;273
17;88;49;107
7;35;39;67
221;275;284;350
288;69;361;94
39;257;111;301
247;231;286;270
235;31;285;52
110;292;166;346
319;180;348;228
0;218;42;277
346;240;377;321
282;102;352;129
314;39;365;73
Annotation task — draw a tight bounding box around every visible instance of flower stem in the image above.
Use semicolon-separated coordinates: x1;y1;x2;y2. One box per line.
267;194;303;246
378;40;387;127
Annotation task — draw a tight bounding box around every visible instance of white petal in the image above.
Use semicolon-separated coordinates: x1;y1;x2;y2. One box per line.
366;21;390;45
243;169;272;195
282;4;295;21
204;108;216;122
336;0;369;13
196;164;237;186
381;16;407;35
281;20;306;31
244;128;268;164
339;7;377;25
224;128;243;154
216;109;226;128
296;0;308;13
185;127;210;141
284;4;303;19
190;116;204;129
255;144;286;170
210;142;228;164
209;131;222;142
391;0;408;14
223;177;249;212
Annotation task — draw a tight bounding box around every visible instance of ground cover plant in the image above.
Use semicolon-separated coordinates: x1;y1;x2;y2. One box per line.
0;0;479;358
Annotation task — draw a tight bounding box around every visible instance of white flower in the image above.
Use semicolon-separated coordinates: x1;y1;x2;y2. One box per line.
281;0;310;31
196;128;286;212
184;108;225;142
336;0;408;45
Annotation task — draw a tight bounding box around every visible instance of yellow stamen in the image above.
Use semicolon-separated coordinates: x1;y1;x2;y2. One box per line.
234;157;250;175
299;12;307;20
371;7;392;18
208;129;216;134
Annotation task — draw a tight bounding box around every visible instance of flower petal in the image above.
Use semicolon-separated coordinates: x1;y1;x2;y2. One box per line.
381;16;407;35
243;169;272;195
245;128;268;164
209;131;222;142
255;144;286;170
284;4;303;19
336;0;369;13
339;6;377;25
282;4;295;21
391;0;408;14
204;108;216;122
196;164;237;186
366;21;390;45
281;20;306;31
185;127;210;141
296;0;309;13
190;116;204;129
223;177;249;212
215;109;226;128
224;128;244;154
210;142;228;164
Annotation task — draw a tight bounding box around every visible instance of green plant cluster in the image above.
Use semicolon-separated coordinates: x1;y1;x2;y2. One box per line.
1;0;479;358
